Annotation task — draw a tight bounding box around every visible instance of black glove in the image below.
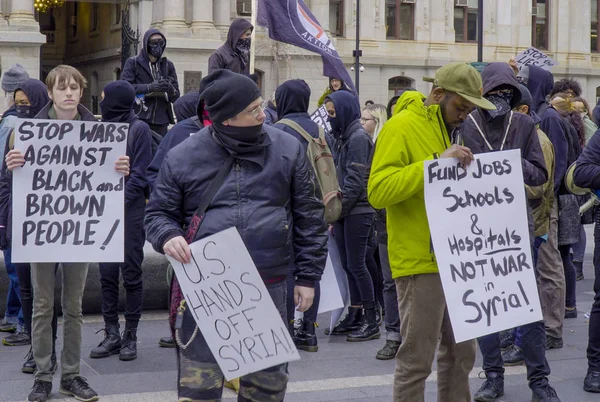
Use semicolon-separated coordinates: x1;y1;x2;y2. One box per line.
148;80;170;93
0;226;8;250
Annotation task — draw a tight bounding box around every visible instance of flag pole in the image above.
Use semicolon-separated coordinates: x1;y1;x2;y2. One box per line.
250;0;258;74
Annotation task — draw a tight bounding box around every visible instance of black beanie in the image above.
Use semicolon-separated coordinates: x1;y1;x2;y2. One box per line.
199;69;261;124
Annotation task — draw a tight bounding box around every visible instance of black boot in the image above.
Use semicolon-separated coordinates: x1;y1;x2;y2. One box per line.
531;382;561;401
294;321;318;352
325;307;363;335
120;327;138;361
584;371;600;393
288;320;296;338
474;372;504;402
574;260;584;281
90;323;121;358
22;347;36;374
347;308;380;342
501;344;524;366
159;336;176;348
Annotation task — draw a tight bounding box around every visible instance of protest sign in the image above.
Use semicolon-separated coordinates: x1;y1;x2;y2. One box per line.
311;105;332;133
167;227;300;380
515;47;558;71
12;119;127;263
424;149;542;343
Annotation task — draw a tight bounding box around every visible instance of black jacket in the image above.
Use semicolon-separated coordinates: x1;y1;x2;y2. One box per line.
173;92;200;122
208;19;253;75
460;62;548;188
145;124;327;286
574;128;600;189
121;29;180;126
326;90;374;217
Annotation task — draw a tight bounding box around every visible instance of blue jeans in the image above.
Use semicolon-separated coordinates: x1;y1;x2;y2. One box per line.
3;248;23;326
478;236;550;388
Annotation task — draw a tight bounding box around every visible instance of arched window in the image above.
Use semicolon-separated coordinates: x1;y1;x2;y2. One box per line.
91;71;99;115
253;69;265;95
114;68;122;80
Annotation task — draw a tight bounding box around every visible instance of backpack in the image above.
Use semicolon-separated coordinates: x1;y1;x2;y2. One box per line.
278;119;342;223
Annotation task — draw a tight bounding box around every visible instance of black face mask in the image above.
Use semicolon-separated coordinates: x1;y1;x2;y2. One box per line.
213;122;263;148
148;40;165;59
16;105;32;118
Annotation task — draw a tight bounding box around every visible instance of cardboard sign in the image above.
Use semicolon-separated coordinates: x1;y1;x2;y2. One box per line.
166;227;300;380
12;119;127;263
515;47;558;71
310;106;332;133
424;150;542;343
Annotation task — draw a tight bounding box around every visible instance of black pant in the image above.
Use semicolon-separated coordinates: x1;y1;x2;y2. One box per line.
15;261;58;342
99;211;145;328
333;213;375;310
366;242;384;308
587;212;600;371
559;245;577;308
147;123;168;137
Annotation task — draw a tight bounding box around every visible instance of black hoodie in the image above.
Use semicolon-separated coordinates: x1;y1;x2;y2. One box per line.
121;28;180;126
208;19;254;75
459;62;547;188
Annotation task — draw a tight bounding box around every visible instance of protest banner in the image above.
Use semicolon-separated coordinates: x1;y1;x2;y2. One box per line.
166;227;300;380
311;105;332;133
424;149;542;343
515;47;558;71
12;119;127;263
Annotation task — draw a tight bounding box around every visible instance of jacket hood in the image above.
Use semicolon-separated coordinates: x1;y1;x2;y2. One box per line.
530;110;542;125
275;79;310;118
481;62;522;108
393;91;425;117
174;92;200;122
526;65;554;114
326;90;361;136
15;78;50;118
2;104;16;117
227;19;253;50
100;80;137;123
141;28;166;61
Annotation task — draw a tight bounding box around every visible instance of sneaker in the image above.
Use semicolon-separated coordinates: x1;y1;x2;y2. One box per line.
3;330;31;346
574;260;584;281
474;372;504;402
499;329;515;350
346;308;380;342
531;383;561;401
120;328;137;361
502;344;524;366
546;335;563;350
27;379;52;402
159;336;176;348
376;340;400;360
0;318;16;333
564;307;578;319
59;376;99;402
584;371;600;393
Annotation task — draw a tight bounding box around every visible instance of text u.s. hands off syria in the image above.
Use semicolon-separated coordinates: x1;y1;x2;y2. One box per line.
428;157;536;328
17;120;126;248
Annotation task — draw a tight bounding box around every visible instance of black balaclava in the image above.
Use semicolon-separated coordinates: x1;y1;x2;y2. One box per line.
148;35;166;60
100;81;137;123
14;79;50;119
325;90;361;138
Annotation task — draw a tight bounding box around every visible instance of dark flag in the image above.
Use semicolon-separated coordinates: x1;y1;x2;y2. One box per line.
257;0;355;92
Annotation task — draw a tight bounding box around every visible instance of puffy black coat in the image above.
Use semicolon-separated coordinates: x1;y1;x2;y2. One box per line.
326;91;374;217
145;125;328;286
121;29;180;126
208;19;253;75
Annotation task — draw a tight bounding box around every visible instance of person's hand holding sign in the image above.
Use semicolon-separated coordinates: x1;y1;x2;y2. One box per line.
294;285;314;312
115;155;130;176
441;144;474;168
5;149;25;171
164;235;192;264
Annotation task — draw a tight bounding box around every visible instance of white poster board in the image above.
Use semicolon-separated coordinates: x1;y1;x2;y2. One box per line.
515;47;558;71
424;150;542;343
310;106;332;133
167;227;300;380
12;119;127;263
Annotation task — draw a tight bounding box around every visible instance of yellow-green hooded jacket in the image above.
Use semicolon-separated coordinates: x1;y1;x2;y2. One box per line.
368;91;451;278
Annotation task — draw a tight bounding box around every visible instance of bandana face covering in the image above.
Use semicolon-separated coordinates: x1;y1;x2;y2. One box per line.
236;38;251;55
16;104;31;118
485;90;513;119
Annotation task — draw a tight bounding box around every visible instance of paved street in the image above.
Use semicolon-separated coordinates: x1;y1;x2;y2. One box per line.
1;229;598;402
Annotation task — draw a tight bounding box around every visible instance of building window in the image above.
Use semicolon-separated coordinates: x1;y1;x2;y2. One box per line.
237;0;252;16
90;3;99;32
114;68;122;80
114;4;122;26
69;2;78;38
330;0;344;37
532;0;549;49
593;1;599;52
386;1;415;40
454;0;478;43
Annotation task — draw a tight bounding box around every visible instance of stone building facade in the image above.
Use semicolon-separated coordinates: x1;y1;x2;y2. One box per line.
0;0;599;113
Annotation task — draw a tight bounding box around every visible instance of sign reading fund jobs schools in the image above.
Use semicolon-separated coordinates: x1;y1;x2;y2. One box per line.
12;119;127;263
166;227;300;381
424;149;542;343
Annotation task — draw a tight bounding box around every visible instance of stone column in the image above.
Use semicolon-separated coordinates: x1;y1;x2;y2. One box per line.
0;0;8;28
192;0;220;38
162;0;188;35
213;0;231;34
151;0;163;28
8;0;38;31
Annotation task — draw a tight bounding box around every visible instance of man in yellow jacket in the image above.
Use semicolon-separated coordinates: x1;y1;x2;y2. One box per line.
368;62;496;402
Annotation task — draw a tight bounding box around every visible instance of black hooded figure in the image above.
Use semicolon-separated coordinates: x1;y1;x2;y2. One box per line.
121;28;180;136
91;80;153;362
208;19;254;75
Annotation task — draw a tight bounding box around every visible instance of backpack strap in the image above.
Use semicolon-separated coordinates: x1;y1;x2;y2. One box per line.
190;115;203;129
278;118;314;143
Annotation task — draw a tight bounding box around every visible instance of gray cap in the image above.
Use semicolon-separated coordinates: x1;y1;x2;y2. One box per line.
2;64;30;92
